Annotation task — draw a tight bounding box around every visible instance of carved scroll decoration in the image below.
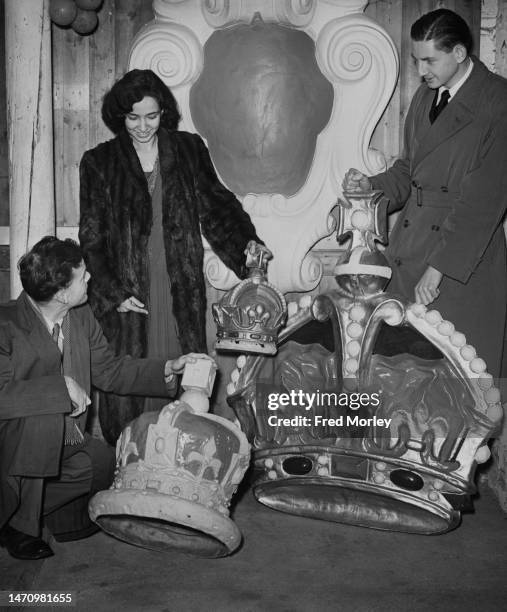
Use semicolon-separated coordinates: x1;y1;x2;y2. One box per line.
129;0;398;293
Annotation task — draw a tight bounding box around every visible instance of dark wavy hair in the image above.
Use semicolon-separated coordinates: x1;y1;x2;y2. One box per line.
18;236;83;303
411;9;473;54
101;69;181;134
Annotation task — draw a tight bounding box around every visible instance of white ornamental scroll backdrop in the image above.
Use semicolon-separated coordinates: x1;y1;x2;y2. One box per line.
129;0;399;293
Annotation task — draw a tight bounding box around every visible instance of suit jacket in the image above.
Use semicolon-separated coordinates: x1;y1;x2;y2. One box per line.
0;292;169;527
371;57;507;376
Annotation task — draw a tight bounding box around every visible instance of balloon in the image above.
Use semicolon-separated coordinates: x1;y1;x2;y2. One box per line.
72;8;98;35
50;0;77;27
75;0;103;10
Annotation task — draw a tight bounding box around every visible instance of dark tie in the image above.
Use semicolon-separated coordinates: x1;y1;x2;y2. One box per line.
429;89;450;124
51;322;60;346
51;320;84;445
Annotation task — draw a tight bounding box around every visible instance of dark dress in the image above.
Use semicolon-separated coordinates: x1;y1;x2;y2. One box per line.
145;165;181;412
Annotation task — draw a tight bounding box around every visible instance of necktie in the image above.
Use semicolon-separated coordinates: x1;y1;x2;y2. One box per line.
429;89;450;124
52;320;84;445
52;322;60;346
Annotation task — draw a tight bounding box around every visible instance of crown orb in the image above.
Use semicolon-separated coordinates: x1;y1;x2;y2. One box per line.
335;273;390;296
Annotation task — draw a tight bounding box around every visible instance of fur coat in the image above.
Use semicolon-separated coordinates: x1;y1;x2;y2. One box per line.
79;128;261;442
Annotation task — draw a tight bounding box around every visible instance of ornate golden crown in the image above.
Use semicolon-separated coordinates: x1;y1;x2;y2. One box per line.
212;245;287;355
224;190;503;534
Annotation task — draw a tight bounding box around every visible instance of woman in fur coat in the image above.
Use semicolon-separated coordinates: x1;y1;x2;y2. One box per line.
79;69;265;445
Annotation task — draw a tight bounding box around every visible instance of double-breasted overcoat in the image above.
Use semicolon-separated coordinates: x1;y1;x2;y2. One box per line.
371;57;507;376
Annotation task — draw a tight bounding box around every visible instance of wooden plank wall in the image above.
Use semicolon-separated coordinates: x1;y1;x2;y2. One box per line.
52;0;153;227
0;0;10;301
0;0;498;307
50;0;482;232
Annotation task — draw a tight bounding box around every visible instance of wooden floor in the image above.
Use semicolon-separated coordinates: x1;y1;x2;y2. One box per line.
1;482;507;612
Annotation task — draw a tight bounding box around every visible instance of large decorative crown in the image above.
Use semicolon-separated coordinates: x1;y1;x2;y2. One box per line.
89;399;250;557
212;244;287;354
224;190;503;534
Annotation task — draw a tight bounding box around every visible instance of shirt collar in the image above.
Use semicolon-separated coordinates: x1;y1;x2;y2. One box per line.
438;57;474;102
26;295;64;334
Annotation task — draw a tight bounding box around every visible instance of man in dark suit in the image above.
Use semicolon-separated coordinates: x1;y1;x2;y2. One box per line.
343;8;507;378
0;236;211;560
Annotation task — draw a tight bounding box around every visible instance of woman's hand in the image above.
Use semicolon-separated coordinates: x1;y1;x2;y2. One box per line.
117;296;148;314
246;240;273;260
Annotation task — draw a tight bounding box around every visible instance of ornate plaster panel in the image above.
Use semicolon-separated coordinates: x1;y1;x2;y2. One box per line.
129;0;399;293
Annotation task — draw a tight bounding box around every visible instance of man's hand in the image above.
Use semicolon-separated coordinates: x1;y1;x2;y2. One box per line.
342;168;372;192
64;376;91;417
117;296;148;314
164;353;216;384
415;266;443;305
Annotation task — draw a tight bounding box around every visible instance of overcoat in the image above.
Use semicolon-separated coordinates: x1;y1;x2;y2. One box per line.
371;57;507;376
0;293;169;529
79;128;262;442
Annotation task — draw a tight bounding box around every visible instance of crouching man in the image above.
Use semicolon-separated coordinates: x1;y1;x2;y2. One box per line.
0;236;212;560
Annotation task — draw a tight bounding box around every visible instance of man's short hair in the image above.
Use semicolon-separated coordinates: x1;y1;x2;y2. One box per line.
18;236;83;302
411;8;473;54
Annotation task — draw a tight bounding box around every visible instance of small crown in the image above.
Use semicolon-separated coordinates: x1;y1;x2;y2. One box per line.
212;245;287;355
89;400;250;557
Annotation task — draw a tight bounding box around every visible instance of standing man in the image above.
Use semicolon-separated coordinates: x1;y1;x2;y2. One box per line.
343;8;507;377
0;236;212;560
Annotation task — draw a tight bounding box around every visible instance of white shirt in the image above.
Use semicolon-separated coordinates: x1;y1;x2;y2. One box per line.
437;57;474;103
27;295;64;351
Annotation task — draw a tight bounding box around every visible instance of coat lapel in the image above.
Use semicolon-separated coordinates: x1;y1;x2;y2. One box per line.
157;127;178;216
17;293;62;373
412;57;489;171
68;305;91;393
118;129;149;193
117;130;153;236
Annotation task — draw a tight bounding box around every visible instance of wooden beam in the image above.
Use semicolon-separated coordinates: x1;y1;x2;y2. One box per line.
5;0;55;297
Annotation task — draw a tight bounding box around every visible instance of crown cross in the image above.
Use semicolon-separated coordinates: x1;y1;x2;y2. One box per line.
333;190;389;252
